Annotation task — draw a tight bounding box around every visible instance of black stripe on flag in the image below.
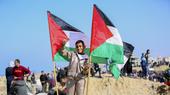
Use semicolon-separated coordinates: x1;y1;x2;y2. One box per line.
94;4;115;27
123;42;134;59
48;11;81;32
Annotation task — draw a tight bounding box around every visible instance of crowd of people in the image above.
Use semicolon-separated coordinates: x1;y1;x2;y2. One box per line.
5;40;92;95
5;40;170;95
120;49;170;86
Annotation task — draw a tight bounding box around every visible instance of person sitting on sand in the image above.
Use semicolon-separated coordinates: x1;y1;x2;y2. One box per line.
48;75;68;95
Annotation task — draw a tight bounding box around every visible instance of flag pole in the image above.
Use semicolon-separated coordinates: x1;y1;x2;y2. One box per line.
86;55;92;95
86;4;94;94
47;11;58;95
53;61;59;95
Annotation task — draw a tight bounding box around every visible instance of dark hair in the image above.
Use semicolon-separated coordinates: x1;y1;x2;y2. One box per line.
146;49;150;53
15;59;20;64
75;40;85;47
41;71;44;73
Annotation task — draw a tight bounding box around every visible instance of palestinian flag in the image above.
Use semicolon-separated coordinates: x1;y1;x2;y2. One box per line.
90;5;124;79
47;11;89;61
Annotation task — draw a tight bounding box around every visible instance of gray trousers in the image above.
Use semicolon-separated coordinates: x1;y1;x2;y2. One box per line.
13;80;28;95
67;79;85;95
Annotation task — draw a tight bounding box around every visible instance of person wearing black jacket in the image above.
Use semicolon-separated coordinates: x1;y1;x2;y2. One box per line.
5;61;14;95
40;71;48;92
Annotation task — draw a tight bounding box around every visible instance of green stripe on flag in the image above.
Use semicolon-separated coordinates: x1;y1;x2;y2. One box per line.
91;42;124;64
109;63;120;79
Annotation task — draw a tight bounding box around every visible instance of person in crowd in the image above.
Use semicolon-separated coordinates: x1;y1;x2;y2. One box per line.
163;68;170;86
57;69;66;83
145;49;150;78
93;63;101;78
40;71;48;92
49;71;56;91
12;59;31;95
141;53;147;77
122;54;132;76
48;74;68;95
31;73;36;84
61;40;90;95
46;73;52;92
5;61;15;95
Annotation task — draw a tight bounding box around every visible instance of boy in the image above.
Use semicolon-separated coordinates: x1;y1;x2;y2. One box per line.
61;40;89;95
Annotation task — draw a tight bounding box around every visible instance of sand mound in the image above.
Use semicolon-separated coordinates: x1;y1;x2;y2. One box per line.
0;76;6;95
1;76;170;95
84;77;170;95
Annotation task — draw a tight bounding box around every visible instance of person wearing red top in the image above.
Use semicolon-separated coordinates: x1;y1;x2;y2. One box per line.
12;59;31;95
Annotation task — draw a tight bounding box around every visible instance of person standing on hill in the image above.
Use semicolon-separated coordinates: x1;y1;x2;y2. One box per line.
141;53;147;77
122;54;132;76
145;49;150;78
12;59;31;95
61;40;90;95
5;61;15;95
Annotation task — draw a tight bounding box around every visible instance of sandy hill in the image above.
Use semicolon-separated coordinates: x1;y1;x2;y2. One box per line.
1;64;170;95
0;76;170;95
84;77;170;95
0;76;6;95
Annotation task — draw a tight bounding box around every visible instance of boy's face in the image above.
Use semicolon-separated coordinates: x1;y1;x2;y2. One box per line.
76;42;85;54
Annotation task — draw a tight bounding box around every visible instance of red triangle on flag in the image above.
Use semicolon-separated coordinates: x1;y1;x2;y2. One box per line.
47;12;69;61
90;5;113;53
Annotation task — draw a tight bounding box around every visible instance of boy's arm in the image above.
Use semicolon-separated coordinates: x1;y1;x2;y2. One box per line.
60;42;72;59
61;49;72;59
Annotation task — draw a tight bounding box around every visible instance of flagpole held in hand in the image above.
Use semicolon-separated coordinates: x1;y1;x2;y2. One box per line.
86;55;92;95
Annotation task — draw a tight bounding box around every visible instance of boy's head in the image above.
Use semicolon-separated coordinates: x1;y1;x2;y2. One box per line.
75;40;85;54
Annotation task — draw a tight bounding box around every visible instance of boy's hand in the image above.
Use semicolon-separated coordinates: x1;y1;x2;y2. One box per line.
60;39;67;52
62;39;68;46
84;63;91;68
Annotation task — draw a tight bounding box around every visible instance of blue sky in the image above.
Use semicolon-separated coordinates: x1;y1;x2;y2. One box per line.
0;0;170;75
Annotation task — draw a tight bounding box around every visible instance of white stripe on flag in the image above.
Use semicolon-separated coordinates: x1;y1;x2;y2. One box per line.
106;26;123;46
117;56;128;70
63;30;90;48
